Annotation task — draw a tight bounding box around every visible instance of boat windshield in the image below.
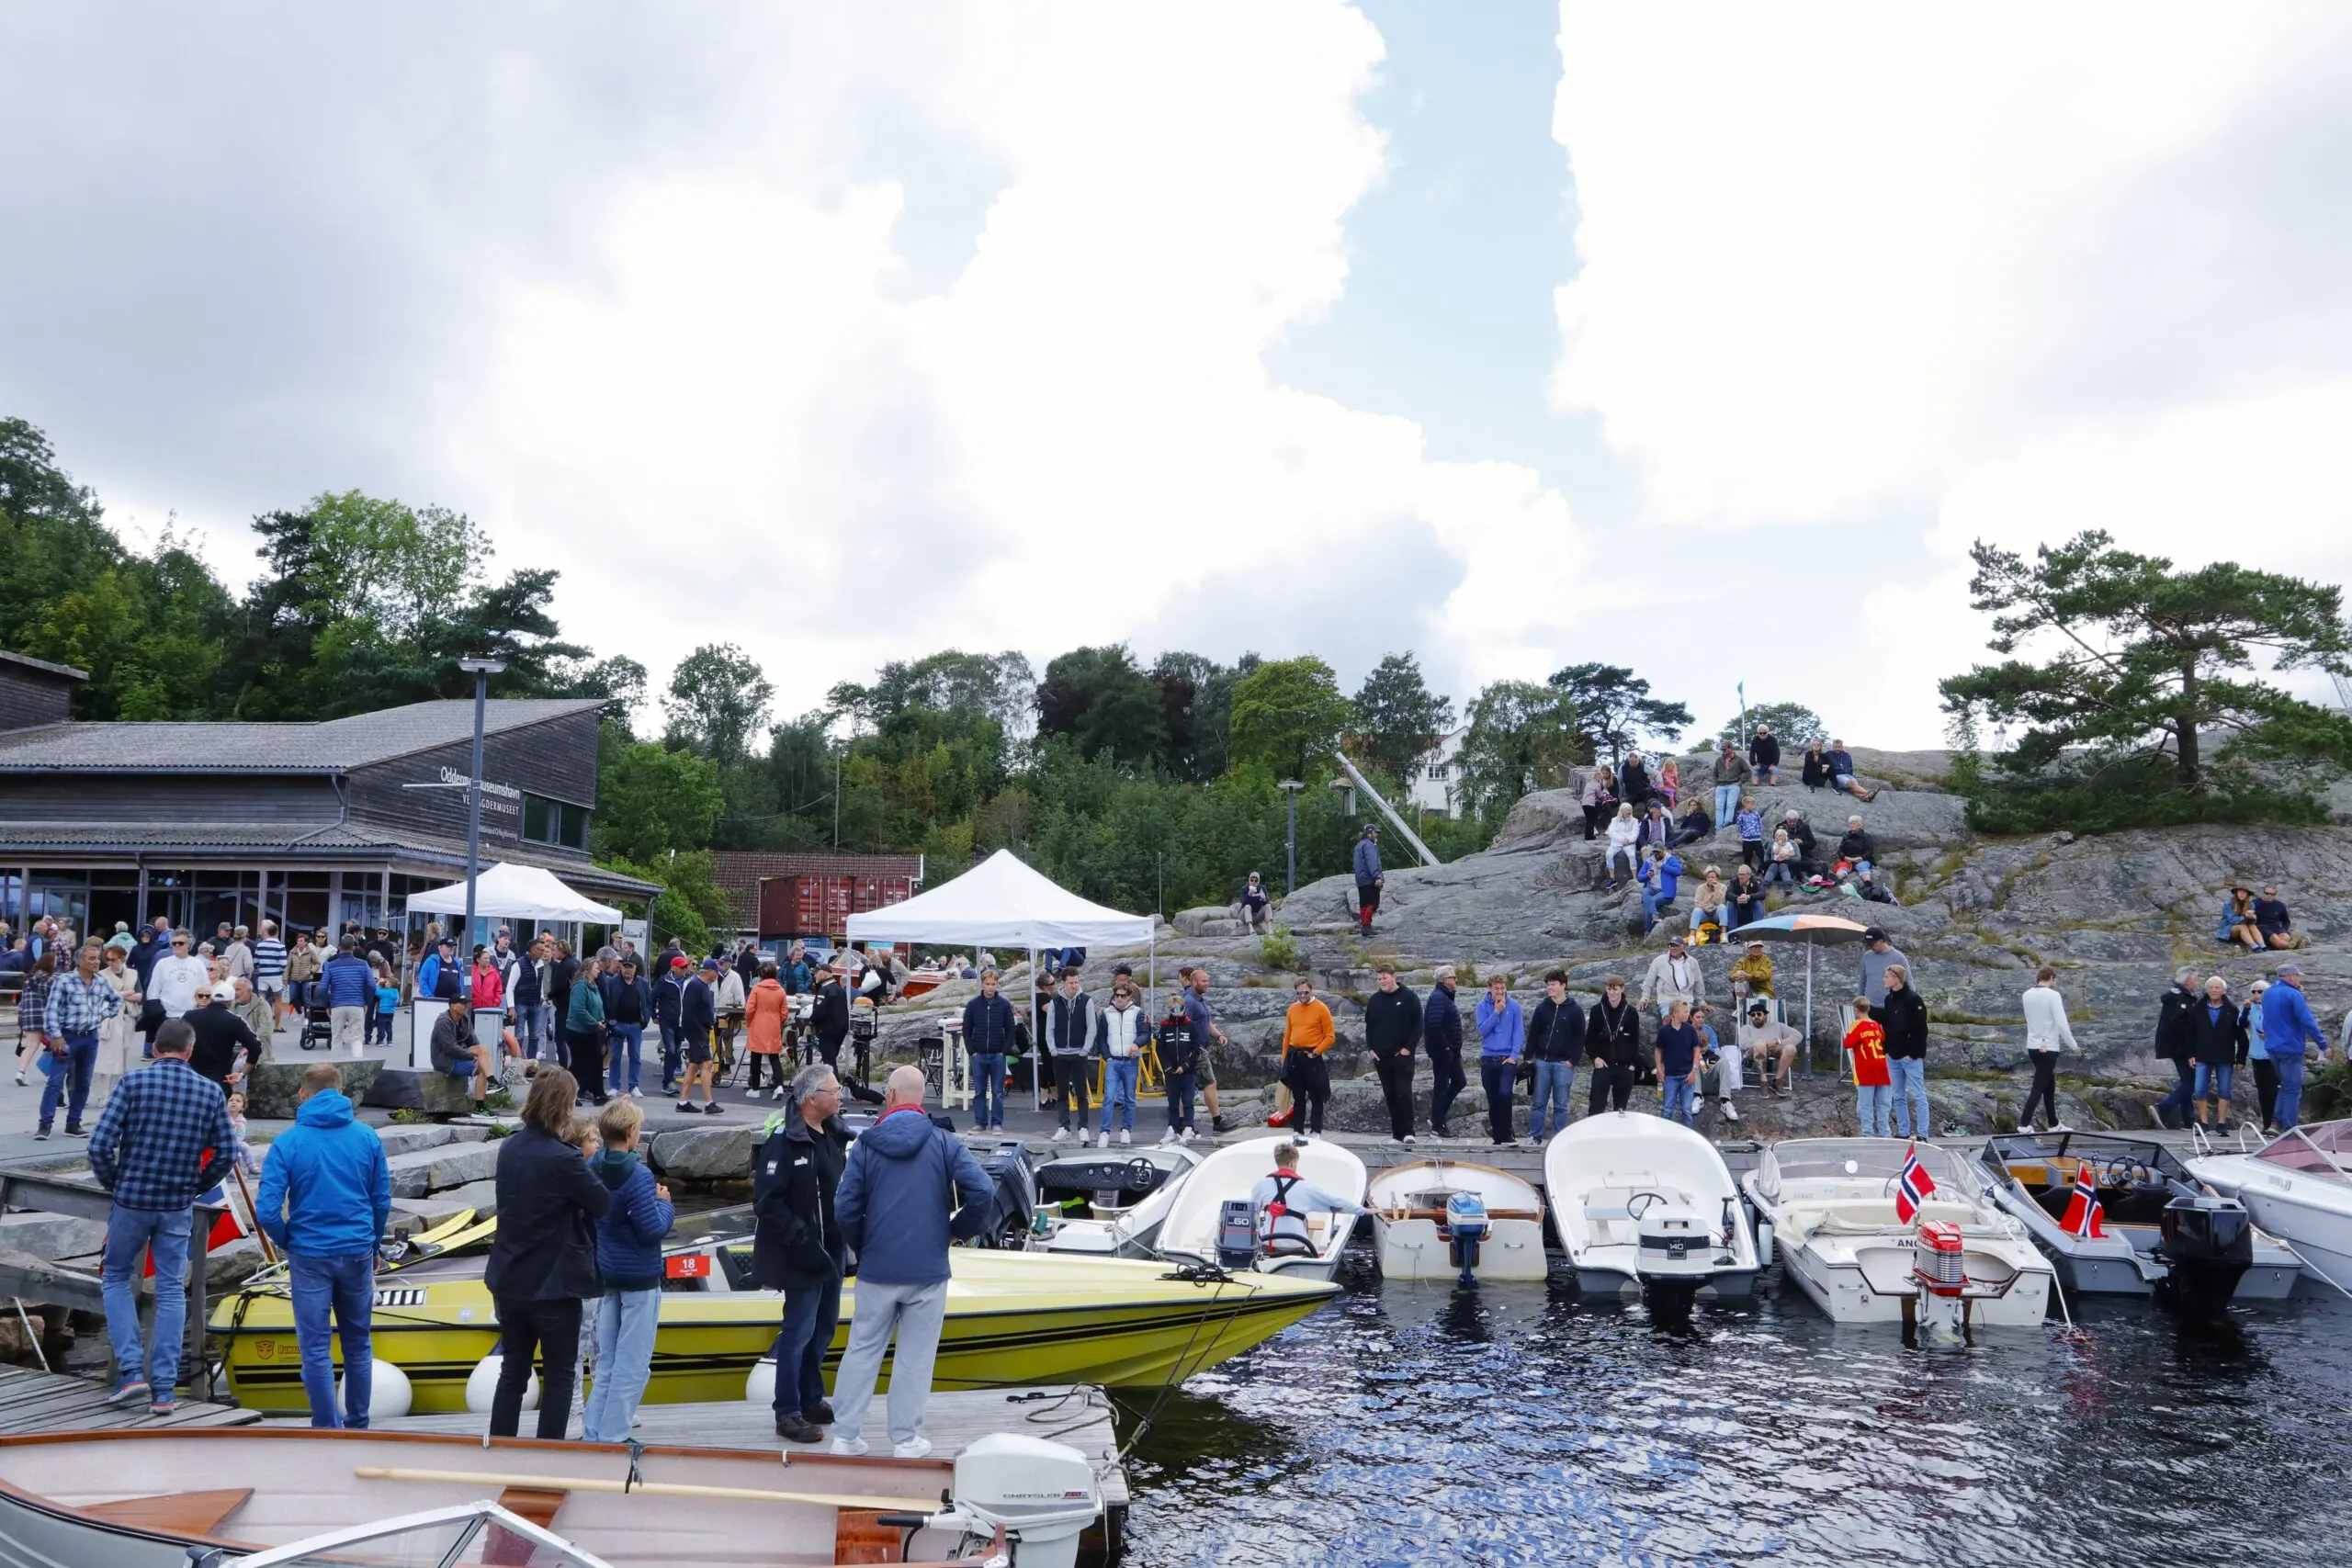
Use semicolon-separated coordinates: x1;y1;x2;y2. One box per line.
1768;1139;1968;1188
228;1502;615;1568
2254;1124;2352;1185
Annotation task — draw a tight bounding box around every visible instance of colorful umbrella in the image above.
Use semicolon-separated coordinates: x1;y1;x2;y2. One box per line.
1731;913;1874;1065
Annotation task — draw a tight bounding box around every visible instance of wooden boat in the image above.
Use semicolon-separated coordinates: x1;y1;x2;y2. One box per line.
0;1426;1102;1567
1543;1112;1759;1313
1366;1160;1548;1281
211;1220;1335;1416
1156;1135;1368;1282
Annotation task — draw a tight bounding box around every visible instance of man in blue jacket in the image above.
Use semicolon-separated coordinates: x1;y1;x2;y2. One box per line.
1352;825;1384;936
254;1063;391;1427
2262;964;2331;1130
960;968;1018;1134
829;1066;992;1459
1423;966;1465;1137
320;936;375;1056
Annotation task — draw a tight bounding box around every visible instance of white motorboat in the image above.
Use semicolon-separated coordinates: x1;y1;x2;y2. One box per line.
1367;1160;1550;1283
1543;1112;1758;1313
1158;1135;1368;1281
1030;1142;1204;1258
1744;1138;2053;1330
1979;1131;2303;1309
2188;1118;2352;1295
0;1426;1100;1568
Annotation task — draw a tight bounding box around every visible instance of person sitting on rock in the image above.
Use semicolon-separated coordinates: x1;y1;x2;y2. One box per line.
1638;845;1684;935
1835;816;1876;874
1673;797;1714;849
1602;803;1642;891
2217;886;2265;951
1764;829;1800;886
1748;724;1781;784
1801;739;1834;791
2253;884;2301;950
1726;864;1764;931
1687;868;1728;941
1691;1003;1738;1123
1235;872;1273;935
1636;800;1678;853
1851;868;1897;906
1618;750;1652;810
1781;809;1819;876
1825;739;1879;802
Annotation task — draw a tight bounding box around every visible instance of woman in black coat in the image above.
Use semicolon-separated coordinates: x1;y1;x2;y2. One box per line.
484;1067;611;1438
1801;741;1832;791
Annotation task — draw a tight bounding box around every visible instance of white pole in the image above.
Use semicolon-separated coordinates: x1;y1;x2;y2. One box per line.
1805;944;1815;1075
1030;944;1042;1111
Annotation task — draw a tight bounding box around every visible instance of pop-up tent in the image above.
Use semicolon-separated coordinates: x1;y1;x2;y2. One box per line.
847;850;1156;1108
406;861;628;924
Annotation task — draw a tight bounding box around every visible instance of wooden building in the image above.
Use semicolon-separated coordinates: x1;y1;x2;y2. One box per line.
0;652;656;944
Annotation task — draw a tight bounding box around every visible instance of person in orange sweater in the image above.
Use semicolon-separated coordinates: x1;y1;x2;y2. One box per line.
742;964;792;1101
1281;977;1337;1135
1845;996;1891;1136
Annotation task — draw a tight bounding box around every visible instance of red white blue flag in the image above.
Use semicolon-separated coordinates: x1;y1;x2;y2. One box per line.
1894;1142;1937;1225
2060;1161;2105;1239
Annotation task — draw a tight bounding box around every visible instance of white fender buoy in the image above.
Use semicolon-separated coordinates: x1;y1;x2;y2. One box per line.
465;1352;537;1414
347;1359;413;1420
744;1355;778;1405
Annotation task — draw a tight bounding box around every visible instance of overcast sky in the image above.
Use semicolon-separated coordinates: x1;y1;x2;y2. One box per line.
5;1;2348;746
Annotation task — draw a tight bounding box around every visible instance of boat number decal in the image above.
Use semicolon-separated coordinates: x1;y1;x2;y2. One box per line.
666;1255;713;1279
375;1288;427;1307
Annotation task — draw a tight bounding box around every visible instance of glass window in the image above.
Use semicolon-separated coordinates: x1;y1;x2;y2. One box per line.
524;794;591;849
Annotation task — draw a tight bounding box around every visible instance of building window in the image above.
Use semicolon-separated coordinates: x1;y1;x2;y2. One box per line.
524;793;591;850
1426;764;1449;781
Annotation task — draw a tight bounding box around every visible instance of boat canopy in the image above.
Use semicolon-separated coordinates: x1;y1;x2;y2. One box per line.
229;1499;614;1567
2254;1120;2352;1185
1758;1138;1973;1197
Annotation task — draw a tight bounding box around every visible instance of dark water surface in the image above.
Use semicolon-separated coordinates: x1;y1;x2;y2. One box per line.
1115;1248;2352;1568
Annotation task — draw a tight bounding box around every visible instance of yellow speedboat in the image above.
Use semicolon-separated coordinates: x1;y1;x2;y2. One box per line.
209;1216;1336;1415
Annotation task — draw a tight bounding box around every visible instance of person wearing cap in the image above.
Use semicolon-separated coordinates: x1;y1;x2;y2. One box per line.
1352;825;1384;938
185;978;264;1095
1422;965;1466;1136
1727;941;1775;1002
674;959;723;1116
808;961;850;1070
430;998;501;1115
1639;938;1704;1013
417;937;461;1002
652;952;689;1091
2259;964;2330;1130
1737;1001;1802;1098
1857;929;1908;1010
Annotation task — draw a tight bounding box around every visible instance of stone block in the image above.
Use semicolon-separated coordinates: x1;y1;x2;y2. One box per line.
648;1122;763;1179
390;1178;502;1235
384;1141;501;1200
246;1058;383;1121
1171;906;1231;937
0;1211;108;1262
376;1123;458;1157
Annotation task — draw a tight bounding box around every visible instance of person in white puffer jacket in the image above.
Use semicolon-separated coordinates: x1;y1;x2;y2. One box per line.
2019;967;2080;1133
1602;803;1642;891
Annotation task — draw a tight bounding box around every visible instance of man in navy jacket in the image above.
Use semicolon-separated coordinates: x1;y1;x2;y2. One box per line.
1422;966;1465;1137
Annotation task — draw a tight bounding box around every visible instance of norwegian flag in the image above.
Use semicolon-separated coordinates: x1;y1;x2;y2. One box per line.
2059;1161;2106;1239
1894;1142;1937;1225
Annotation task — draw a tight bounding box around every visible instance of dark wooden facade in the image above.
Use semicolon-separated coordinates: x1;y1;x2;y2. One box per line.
0;653;82;734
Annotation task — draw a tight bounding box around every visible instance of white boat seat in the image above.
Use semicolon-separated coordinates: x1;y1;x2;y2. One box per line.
1584;1187;1635;1221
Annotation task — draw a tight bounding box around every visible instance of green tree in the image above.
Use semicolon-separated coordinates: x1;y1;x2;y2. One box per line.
1714;699;1825;751
1454;680;1582;818
592;723;725;863
1350;652;1456;787
303;490;477;637
1939;531;2352;828
662;643;774;766
1035;645;1169;769
1227;657;1351;779
1151;651;1252;782
831;649;1033;738
1544;662;1690;769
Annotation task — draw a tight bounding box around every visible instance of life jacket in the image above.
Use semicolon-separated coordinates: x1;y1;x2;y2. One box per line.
1261;1172;1315;1256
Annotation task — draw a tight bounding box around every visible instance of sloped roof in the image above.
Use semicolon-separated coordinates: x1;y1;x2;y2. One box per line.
0;698;604;773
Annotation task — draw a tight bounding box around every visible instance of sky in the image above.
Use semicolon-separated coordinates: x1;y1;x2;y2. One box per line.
4;1;2349;747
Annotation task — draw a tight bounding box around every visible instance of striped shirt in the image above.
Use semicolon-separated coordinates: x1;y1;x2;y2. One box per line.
252;938;288;986
45;969;123;1039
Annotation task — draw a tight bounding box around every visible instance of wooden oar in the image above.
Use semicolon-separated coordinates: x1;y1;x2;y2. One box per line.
352;1467;939;1513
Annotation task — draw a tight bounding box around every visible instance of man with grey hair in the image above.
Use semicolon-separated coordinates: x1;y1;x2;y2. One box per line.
829;1066;992;1458
752;1062;852;1444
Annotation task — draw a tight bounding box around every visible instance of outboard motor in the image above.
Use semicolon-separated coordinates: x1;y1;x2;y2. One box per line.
926;1433;1102;1568
1444;1190;1491;1287
1216;1200;1261;1270
2155;1194;2254;1317
1910;1219;1969;1343
1634;1200;1714;1317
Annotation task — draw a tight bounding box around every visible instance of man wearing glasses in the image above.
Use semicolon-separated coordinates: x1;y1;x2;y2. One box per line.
149;931;211;1021
752;1065;853;1445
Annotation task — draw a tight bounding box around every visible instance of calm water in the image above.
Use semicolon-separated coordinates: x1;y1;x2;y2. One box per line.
1116;1247;2352;1568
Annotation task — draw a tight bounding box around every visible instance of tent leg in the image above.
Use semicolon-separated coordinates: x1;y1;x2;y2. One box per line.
1031;946;1042;1112
1805;946;1814;1075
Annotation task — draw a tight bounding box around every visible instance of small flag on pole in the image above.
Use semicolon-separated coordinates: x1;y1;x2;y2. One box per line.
2059;1161;2105;1239
1894;1142;1937;1224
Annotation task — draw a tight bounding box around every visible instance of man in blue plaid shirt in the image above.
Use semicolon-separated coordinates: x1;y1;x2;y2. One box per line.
39;939;121;1139
87;1015;235;1416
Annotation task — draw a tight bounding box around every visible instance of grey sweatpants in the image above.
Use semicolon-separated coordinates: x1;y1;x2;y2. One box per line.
830;1278;949;1448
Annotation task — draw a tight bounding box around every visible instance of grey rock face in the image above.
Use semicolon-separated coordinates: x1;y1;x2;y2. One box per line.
648;1122;764;1179
384;1140;501;1200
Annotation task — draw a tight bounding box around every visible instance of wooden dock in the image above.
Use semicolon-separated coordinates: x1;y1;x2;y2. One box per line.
0;1363;261;1434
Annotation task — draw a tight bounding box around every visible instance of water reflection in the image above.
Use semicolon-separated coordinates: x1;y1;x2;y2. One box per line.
1119;1249;2351;1568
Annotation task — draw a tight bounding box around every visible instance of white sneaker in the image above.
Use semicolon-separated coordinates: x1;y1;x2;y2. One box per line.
1402;1134;1416;1145
1078;1130;1091;1147
892;1436;932;1461
1723;1101;1740;1123
831;1438;868;1457
2049;1122;2073;1134
772;1086;786;1100
1180;1128;1198;1143
1051;1126;1071;1144
1159;1129;1178;1145
1117;1129;1132;1146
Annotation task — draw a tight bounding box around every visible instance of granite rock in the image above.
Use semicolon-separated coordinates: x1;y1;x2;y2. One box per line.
648;1122;764;1180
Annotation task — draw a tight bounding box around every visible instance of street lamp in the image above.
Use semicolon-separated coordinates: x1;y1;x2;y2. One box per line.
1277;780;1306;898
457;658;506;953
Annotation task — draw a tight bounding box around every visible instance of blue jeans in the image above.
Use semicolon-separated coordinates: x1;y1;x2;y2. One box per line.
658;1022;684;1087
606;1022;643;1094
2193;1063;2235;1104
514;1001;542;1059
1855;1083;1892;1135
1531;1060;1575;1140
1640;888;1672;932
2274;1052;2307;1130
2154;1057;2196;1125
770;1249;844;1425
37;1031;96;1131
582;1287;661;1443
1660;1074;1696;1126
289;1250;374;1428
1100;1056;1140;1134
102;1205;193;1396
969;1054;1005;1129
1764;862;1796;885
1888;1057;1928;1137
1713;784;1741;829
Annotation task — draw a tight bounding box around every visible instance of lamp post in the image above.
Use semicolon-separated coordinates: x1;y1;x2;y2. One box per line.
457;658;506;953
1277;780;1305;898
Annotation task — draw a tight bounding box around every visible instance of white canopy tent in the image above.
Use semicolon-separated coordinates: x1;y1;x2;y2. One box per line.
847;850;1156;1110
406;861;628;924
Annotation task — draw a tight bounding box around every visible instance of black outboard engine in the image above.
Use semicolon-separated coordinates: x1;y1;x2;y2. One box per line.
2155;1194;2254;1317
1216;1200;1261;1270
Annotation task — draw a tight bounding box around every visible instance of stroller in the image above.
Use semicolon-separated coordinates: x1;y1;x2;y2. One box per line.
298;998;334;1052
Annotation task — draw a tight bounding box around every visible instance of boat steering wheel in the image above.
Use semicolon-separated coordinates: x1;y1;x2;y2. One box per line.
1125;1157;1162;1194
2097;1157;2153;1190
1626;1190;1672;1219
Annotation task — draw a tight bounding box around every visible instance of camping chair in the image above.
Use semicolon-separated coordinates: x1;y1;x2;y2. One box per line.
1091;1039;1165;1099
